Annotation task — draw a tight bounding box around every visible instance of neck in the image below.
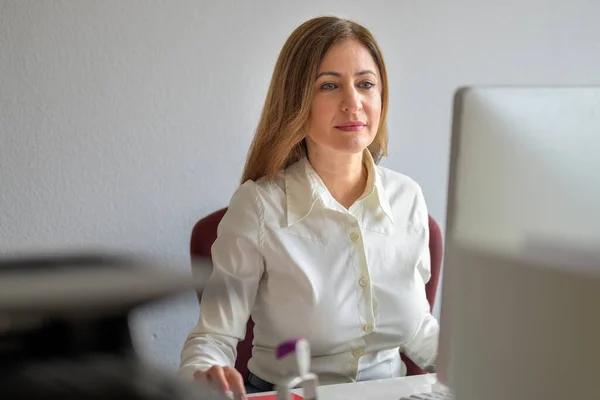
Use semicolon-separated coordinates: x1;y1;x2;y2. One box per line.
307;148;367;209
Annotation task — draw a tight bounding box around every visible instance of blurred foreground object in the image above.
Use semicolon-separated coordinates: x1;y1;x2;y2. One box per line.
0;251;226;399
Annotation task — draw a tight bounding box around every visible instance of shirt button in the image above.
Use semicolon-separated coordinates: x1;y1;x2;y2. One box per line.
352;348;365;358
349;232;360;242
359;277;368;287
363;324;374;333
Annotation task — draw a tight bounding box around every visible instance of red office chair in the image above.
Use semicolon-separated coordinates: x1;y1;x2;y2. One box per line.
190;208;443;380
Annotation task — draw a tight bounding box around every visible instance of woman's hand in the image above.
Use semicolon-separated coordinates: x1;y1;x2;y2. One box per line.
194;365;246;399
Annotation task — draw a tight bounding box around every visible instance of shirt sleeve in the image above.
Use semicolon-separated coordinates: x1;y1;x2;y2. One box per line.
402;184;440;370
179;181;265;381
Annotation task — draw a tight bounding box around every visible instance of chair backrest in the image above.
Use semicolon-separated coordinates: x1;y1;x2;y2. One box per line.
190;208;444;379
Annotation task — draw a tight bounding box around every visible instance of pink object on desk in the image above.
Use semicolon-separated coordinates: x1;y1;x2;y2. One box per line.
190;208;444;381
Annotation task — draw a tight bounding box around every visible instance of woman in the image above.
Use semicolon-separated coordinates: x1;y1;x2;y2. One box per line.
180;16;439;398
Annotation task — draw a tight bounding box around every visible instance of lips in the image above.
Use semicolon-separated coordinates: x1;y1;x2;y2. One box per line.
335;122;366;132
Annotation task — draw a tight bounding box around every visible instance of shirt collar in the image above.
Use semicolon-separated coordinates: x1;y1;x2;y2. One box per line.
284;150;394;227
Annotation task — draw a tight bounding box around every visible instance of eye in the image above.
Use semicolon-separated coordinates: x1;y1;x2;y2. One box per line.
359;81;375;89
320;82;337;91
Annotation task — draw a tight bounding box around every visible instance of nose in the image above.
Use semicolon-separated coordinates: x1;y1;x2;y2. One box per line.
341;87;362;113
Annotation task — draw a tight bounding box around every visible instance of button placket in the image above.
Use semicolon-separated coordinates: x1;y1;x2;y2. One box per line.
347;216;375;347
352;348;365;358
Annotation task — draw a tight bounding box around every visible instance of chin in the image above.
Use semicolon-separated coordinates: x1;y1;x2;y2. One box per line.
331;144;370;156
307;132;375;157
336;135;374;155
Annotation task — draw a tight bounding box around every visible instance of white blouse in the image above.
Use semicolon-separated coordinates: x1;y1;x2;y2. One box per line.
180;151;439;386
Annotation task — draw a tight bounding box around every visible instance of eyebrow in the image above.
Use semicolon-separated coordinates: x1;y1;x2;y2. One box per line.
315;70;377;79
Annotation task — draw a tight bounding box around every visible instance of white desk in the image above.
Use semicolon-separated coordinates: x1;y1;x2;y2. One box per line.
249;374;442;400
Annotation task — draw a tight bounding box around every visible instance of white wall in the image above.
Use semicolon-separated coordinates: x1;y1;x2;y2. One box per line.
2;0;599;372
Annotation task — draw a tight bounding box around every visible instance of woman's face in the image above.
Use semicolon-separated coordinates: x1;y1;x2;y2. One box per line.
306;38;382;157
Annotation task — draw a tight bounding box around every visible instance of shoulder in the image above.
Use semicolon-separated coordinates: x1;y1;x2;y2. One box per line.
218;180;272;246
375;164;429;226
235;170;287;206
224;172;287;222
375;164;425;199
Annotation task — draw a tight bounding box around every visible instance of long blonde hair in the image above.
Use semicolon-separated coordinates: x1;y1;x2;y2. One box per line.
241;16;389;184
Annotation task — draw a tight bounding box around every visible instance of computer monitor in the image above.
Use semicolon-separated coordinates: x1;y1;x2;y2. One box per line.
436;86;600;400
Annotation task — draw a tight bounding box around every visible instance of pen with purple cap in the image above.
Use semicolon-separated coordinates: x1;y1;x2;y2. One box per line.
275;338;318;400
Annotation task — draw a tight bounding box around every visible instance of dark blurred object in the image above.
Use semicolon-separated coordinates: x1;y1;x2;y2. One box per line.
0;251;226;399
190;208;444;380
